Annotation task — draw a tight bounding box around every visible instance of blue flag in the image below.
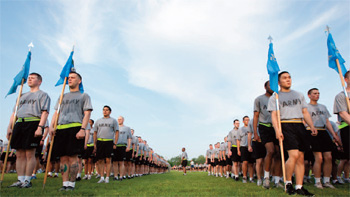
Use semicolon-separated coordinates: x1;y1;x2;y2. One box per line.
55;51;84;93
327;33;347;76
6;51;31;97
266;43;280;93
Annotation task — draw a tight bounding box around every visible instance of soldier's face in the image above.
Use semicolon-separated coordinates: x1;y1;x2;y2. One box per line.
278;73;292;89
308;90;320;101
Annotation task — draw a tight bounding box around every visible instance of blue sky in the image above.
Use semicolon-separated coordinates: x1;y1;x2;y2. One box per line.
0;0;349;160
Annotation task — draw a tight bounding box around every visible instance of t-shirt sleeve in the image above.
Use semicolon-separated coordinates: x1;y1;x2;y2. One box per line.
267;95;276;112
83;94;93;111
54;97;60;110
254;97;260;112
300;93;307;109
114;119;119;131
40;92;51;112
333;93;347;114
127;128;132;139
323;104;331;119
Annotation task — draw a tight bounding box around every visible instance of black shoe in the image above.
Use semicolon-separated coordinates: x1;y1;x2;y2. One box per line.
235;177;239;181
76;177;81;181
58;186;67;191
113;177;118;181
296;187;314;196
20;181;32;188
66;186;74;191
119;178;123;181
286;183;296;195
8;180;23;188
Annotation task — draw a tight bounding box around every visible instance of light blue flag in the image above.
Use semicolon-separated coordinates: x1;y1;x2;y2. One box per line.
55;51;84;93
266;43;280;93
327;33;347;76
6;51;31;97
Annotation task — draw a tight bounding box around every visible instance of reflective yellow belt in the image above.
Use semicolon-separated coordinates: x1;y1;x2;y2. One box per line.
17;117;40;122
231;145;237;147
339;122;349;129
87;144;94;147
97;138;113;141
281;119;303;123
259;122;272;127
116;144;126;147
57;123;82;129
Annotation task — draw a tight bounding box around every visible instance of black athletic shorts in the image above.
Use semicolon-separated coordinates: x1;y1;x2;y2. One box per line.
252;141;266;159
231;147;241;162
52;126;84;157
240;147;255;163
125;150;132;161
281;123;310;152
145;157;149;165
113;146;126;162
181;160;188;167
340;126;350;160
35;145;43;157
136;156;143;165
308;130;333;152
206;158;211;165
0;152;6;162
226;156;231;165
304;149;314;163
11;121;41;150
96;141;113;160
213;158;218;166
82;146;94;159
220;159;226;166
259;124;278;145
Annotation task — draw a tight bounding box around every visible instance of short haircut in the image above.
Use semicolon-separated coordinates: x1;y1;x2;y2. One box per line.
233;119;239;124
69;71;82;80
89;119;94;124
345;71;350;79
278;71;290;81
307;88;319;95
29;72;42;81
242;116;249;121
264;80;269;88
209;144;212;146
103;105;112;111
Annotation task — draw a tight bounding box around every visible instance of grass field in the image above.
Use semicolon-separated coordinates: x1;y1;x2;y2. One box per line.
0;171;349;196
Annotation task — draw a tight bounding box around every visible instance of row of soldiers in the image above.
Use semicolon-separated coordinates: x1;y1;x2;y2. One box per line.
2;71;169;191
205;71;349;196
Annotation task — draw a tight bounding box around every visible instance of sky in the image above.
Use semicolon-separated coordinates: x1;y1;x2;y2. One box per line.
0;0;349;160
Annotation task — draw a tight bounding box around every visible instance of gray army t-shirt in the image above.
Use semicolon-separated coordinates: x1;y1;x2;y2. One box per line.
333;91;350;122
307;103;331;128
227;128;239;146
15;90;51;118
116;125;132;145
267;90;307;119
238;126;250;147
54;91;93;125
94;117;118;140
206;149;213;157
213;148;219;158
254;94;272;123
182;151;188;160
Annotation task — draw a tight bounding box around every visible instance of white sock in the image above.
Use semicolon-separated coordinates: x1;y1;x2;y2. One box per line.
105;177;109;181
48;172;52;176
55;173;58;176
101;176;105;180
323;177;330;183
68;181;75;187
249;177;253;181
295;185;302;190
285;180;292;184
32;174;35;176
264;171;270;178
25;176;31;182
315;177;321;184
63;181;69;187
18;176;25;183
274;176;280;184
77;173;81;178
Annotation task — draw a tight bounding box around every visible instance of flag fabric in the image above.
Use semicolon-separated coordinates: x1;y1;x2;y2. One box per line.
6;51;31;97
266;43;280;93
327;33;347;76
55;51;84;93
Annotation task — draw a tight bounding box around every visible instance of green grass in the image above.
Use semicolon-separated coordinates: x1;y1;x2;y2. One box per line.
0;171;349;196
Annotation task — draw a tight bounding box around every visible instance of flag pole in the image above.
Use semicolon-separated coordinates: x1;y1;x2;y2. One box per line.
275;93;287;192
0;79;25;189
336;59;350;113
42;77;67;190
43;45;74;190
